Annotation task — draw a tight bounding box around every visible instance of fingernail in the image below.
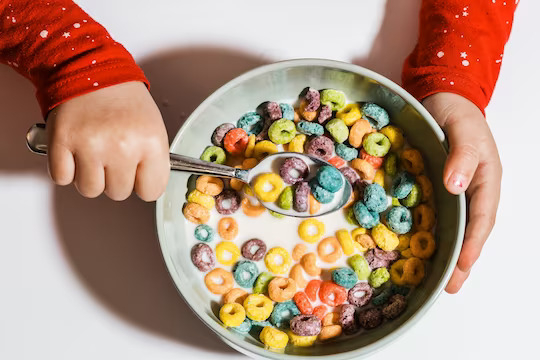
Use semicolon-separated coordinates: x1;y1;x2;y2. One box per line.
448;172;467;191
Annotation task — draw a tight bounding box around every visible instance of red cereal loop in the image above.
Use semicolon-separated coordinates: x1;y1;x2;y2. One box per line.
224;128;249;155
293;292;313;315
305;279;322;302
313;305;327;320
328;156;346;168
319;281;347;307
360;149;384;169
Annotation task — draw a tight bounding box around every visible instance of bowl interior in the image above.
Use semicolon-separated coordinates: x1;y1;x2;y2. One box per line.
156;60;464;359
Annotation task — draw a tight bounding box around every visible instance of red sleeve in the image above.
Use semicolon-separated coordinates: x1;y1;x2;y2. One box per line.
402;0;518;114
0;0;148;118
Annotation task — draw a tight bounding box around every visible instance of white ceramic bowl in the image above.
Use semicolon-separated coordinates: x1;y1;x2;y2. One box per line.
155;59;465;359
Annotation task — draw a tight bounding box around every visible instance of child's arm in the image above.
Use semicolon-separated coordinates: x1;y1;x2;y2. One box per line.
0;1;169;201
402;1;517;293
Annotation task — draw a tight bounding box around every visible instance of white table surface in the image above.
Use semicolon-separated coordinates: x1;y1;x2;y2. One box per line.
0;1;537;359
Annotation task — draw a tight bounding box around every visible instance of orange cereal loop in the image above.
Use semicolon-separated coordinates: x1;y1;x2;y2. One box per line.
292;243;308;262
414;204;436;231
410;231;436;259
241;198;266;217
225;155;245;167
313;305;327;320
183;202;210;224
229;165;245;191
318;325;342;341
350;158;376;181
223;288;249;305
403;257;425;286
300;253;321;276
308;194;321;215
322;312;340;326
401;149;424;175
356;234;376;251
299;99;318;121
317;237;343;263
390;259;407;286
401;248;413;258
416;175;434;202
196;175;224;196
344;189;360;209
218;217;239;240
294;109;301;122
268;277;297;302
289;264;308;288
348;118;373;148
396;234;411;251
224;128;249;155
242;157;258;169
204;268;234;295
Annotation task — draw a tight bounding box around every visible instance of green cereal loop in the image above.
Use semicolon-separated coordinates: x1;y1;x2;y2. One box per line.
391;284;410;296
200;146;226;164
320;89;346;111
345;208;360;226
325;118;349;144
253;272;274;294
362;132;391;157
384;152;398;177
277;186;293;210
372;287;392;306
368;267;390;288
268;119;296;144
269;210;285;219
399;183;422;208
391;197;401;206
348;254;371;280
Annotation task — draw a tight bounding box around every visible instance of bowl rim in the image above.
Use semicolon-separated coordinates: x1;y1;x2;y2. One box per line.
155;58;466;359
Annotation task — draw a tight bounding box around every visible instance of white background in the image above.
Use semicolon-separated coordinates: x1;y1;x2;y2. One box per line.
0;1;538;359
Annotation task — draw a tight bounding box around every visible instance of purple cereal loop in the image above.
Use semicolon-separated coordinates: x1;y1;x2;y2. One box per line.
382;294;407;320
211;123;235;147
290;314;322;336
293;181;310;212
280;157;309;185
317;105;333;124
256;118;272;141
354;180;369;199
306;136;334;160
190;243;215;272
347;282;373;307
262;101;282;121
340;167;360;185
241;238;267;261
373;248;400;261
304;88;320;112
365;248;391;269
339;304;359;335
215;189;241;215
357;308;383;330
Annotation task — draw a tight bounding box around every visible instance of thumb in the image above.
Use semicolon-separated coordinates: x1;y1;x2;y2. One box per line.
443;116;481;194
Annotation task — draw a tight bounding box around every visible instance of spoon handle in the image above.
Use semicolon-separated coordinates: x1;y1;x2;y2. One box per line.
26;123;249;181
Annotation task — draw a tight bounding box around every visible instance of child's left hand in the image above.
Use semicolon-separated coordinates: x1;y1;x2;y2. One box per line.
423;92;503;293
45;81;170;201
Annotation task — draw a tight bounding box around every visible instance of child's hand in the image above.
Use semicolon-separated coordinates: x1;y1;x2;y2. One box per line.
46;81;170;201
423;92;502;293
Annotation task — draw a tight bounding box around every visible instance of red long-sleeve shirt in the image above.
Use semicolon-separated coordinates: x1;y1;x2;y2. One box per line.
0;1;517;118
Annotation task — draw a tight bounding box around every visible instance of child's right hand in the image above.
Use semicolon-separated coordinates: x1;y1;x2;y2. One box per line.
46;81;170;202
422;92;502;293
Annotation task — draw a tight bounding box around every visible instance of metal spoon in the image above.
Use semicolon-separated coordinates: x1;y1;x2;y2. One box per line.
26;123;352;218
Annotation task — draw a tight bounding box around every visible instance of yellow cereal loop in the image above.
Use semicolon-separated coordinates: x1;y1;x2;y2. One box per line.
244;134;256;157
336;103;362;126
187;189;215;210
265;247;292;274
243;184;254;196
219;303;246;327
373;169;385;188
244;294;274;321
335;229;355;256
253;140;278;160
287;331;317;347
215;241;241;266
371;224;399;251
253;173;284;202
260;326;288;349
380;125;404;150
289;134;307;153
396;234;411;251
298;219;325;243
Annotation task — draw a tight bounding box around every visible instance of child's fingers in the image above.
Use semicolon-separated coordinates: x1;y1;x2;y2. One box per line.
104;164;137;201
134;154;170;202
445;267;471;294
48;144;75;185
73;155;106;198
442;117;482;194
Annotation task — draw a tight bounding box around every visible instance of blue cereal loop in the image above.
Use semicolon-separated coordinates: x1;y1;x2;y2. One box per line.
315;165;344;193
362;103;390;130
233;260;259;288
194;224;215;242
335;143;359;161
231;318;252;334
332;267;358;289
309;179;335;204
280;103;295;121
296;121;324;136
363;183;388;213
237;111;264;136
353;201;380;229
391;172;415;199
270;300;300;328
386;206;413;234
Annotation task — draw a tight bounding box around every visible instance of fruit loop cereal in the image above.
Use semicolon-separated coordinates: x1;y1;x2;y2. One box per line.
183;87;439;350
